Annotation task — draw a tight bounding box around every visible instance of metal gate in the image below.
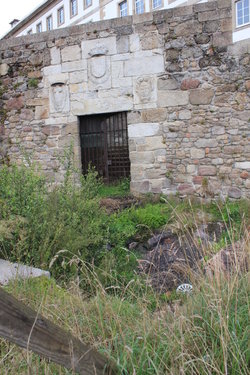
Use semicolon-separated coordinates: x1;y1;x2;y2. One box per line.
79;112;130;183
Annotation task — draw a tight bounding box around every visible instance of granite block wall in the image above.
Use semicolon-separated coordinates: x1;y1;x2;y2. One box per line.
0;0;249;198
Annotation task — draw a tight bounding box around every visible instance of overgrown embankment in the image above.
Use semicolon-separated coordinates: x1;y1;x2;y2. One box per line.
0;163;249;374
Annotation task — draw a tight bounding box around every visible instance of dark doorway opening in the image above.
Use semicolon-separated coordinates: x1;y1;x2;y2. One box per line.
79;112;130;183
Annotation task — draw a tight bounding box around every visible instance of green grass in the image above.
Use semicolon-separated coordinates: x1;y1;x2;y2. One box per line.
2;259;249;374
98;178;130;198
0;162;249;374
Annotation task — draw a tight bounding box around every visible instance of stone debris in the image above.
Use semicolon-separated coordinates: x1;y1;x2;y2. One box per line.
204;241;248;280
0;259;50;285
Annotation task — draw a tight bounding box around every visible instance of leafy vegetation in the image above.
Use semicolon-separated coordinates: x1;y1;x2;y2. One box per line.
0;160;249;374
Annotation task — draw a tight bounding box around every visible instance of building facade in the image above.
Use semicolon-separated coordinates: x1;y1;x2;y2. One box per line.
3;0;250;43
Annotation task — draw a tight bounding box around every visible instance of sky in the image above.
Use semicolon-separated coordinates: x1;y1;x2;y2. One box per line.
0;0;44;37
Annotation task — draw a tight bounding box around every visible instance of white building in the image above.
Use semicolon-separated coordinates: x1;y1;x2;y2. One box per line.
2;0;250;43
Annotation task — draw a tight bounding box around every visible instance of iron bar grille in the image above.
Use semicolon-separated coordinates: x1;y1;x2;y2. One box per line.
79;112;130;183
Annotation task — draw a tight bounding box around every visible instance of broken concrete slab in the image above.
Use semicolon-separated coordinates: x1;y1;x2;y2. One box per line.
0;259;50;285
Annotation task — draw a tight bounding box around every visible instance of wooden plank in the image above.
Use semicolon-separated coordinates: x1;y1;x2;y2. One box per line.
0;287;116;375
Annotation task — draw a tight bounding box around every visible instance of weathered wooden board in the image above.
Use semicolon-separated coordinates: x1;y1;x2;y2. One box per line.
0;287;116;375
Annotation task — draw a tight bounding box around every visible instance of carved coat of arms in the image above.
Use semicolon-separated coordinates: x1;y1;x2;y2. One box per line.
88;45;110;84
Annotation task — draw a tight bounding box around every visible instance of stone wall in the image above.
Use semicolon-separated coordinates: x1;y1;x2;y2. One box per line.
0;0;249;198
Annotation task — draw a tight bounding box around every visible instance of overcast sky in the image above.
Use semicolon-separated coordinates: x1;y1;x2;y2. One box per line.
0;0;44;38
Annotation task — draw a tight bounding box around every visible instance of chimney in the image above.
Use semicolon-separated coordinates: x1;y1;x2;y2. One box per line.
9;19;20;28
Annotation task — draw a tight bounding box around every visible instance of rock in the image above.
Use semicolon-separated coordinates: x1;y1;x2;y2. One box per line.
235;162;250;170
158;90;189;107
189;89;214;105
178;183;195;194
0;259;50;285
181;78;200;90
128;123;160;138
190;148;205;159
240;171;248;179
195;139;218;148
0;63;9;76
194;34;211;44
198;166;217;176
6;96;24;110
228;187;241;199
158;78;178;90
61;45;81;62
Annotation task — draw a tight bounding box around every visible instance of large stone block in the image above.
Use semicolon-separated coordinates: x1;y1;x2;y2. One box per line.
81;36;117;59
175;20;202;36
128;123;160;138
131;180;150;194
158;78;178;90
190;148;205;159
62;60;87;73
198;166;217;176
130;151;155;164
235;162;250;170
124;55;164;76
158;90;189;107
61;45;81;62
50;47;61;65
195;139;218;148
141;108;167;122
189;89;214;105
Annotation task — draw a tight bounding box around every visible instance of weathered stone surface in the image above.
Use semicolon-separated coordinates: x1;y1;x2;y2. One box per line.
181;78;200;90
165;49;179;61
50;47;61;65
190;148;205;159
228;187;242;199
178;183;195;194
245;81;250;91
81;36;117;58
141;108;166;122
175;20;202;36
158;90;189;107
117;36;129;53
6;96;24;110
240;171;249;179
198;166;217;176
179;110;191;120
195;139;218;148
0;2;249;199
0;63;9;76
61;45;81;62
128;123;160;138
189;89;214;105
212;126;225;135
194;34;211;44
124;55;164;76
235;162;250;170
157;78;178;90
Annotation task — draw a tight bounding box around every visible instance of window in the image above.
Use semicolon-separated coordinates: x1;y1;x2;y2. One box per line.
36;23;42;33
58;7;65;26
27;29;32;35
46;15;53;31
70;0;78;17
119;0;128;17
236;0;250;26
84;0;92;9
135;0;144;14
152;0;161;9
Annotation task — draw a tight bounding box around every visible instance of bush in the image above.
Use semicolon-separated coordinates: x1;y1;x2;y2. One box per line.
0;163;108;279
